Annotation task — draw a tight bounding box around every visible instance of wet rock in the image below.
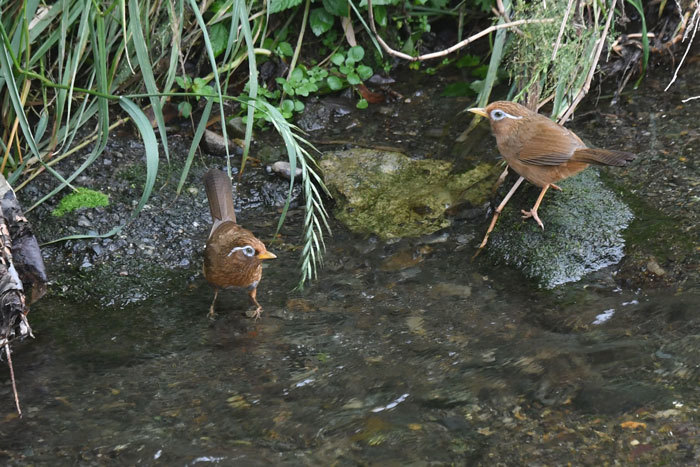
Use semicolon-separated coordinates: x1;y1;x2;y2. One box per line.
320;148;500;239
486;170;634;288
202;129;239;156
267;161;302;180
225;116;248;139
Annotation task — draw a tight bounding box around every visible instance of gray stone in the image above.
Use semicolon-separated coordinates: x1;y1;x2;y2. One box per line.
487;169;634;288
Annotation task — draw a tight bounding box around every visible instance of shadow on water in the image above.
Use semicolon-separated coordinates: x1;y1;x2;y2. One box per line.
3;63;700;464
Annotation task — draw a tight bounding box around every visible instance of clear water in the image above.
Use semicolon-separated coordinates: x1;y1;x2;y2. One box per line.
4;224;699;464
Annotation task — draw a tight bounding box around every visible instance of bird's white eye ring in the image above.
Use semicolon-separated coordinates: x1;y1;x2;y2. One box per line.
491;109;506;120
490;109;522;121
228;245;257;257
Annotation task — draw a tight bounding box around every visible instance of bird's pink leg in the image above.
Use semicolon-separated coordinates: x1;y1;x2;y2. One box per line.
473;176;525;259
521;184;550;230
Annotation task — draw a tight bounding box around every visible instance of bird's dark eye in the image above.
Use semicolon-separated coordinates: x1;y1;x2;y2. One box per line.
491;109;506;121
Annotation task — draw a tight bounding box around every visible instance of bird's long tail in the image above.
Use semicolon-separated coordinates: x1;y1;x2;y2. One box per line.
572;148;636;167
204;169;236;237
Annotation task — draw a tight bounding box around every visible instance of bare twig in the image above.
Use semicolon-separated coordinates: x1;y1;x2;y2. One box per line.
366;0;553;61
558;0;618;123
664;2;699;91
682;95;700;102
6;344;21;417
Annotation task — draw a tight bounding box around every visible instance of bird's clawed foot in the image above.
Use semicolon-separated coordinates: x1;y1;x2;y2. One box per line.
246;306;263;321
521;209;545;230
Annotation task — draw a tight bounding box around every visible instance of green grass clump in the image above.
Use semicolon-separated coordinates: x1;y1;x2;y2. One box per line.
52;188;109;217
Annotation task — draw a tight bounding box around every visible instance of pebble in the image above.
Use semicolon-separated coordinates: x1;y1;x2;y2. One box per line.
268;161;302;180
646;258;666;276
77;215;92;227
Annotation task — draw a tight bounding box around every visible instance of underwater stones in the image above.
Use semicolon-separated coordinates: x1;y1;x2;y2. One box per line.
320;148;498;239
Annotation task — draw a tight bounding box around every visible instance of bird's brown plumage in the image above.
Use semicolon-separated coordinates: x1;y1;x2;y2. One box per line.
203;169;276;319
468;101;636;255
480;101;635;188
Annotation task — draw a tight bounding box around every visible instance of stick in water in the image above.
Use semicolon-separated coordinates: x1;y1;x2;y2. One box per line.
5;344;21;418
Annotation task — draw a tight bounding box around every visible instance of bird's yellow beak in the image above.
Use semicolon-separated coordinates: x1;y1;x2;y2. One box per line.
468;107;488;118
257;251;277;260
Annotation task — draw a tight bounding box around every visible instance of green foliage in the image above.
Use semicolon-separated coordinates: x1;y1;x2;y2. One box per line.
209;23;229;57
455;54;480;68
329;46;373;88
269;0;305;14
506;0;600;115
323;0;349;16
277;66;328;97
52;188;109;217
310;8;335;36
175;76;217;118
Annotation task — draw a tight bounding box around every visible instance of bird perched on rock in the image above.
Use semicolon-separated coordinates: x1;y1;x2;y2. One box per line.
469;101;636;256
203;169;276;319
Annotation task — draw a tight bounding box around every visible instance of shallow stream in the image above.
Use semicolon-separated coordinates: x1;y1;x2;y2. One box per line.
2;59;699;464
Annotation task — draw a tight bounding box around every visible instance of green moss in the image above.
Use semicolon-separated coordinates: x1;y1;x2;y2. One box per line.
52;187;110;217
487;170;634;288
320;149;500;239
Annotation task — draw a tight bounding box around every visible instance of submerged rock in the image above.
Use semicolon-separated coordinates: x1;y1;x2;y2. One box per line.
486;170;634;288
320;148;499;239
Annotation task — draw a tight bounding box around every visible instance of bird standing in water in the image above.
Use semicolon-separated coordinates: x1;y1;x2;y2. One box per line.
469;101;636;256
203;169;276;319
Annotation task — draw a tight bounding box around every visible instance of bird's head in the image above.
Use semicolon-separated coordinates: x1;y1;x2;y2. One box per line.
226;237;277;262
468;101;536;139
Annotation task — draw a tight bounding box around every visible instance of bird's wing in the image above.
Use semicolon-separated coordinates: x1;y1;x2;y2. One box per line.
517;120;584;166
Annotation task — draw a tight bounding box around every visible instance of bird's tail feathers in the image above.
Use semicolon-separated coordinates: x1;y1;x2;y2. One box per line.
573;148;636;167
204;169;236;233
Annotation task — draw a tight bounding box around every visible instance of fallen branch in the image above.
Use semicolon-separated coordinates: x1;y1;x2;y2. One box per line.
5;344;21;417
366;0;554;62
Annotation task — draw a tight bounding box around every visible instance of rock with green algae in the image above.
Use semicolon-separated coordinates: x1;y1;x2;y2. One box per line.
486;169;633;288
320;148;499;239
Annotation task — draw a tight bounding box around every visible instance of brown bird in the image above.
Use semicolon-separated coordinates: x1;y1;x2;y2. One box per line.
203;169;276;319
469;101;635;255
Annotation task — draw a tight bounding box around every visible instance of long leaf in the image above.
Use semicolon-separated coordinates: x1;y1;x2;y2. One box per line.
129;0;170;162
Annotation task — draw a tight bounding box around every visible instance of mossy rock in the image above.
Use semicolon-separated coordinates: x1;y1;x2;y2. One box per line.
487;169;634;288
320;148;499;239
